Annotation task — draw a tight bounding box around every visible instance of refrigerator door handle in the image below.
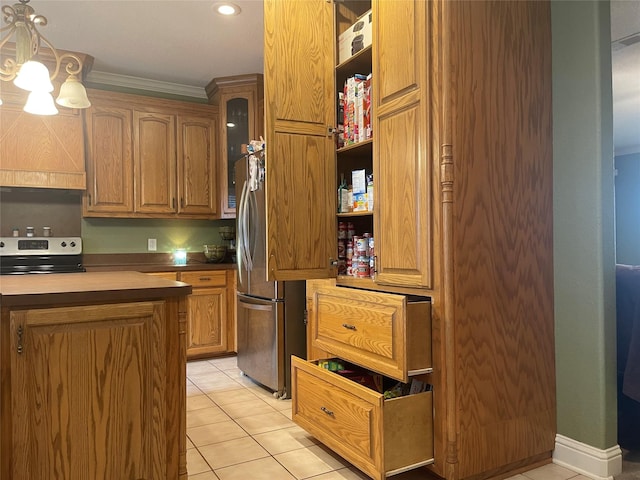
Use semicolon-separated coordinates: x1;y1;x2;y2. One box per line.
237;180;245;284
237;180;252;278
247;189;259;268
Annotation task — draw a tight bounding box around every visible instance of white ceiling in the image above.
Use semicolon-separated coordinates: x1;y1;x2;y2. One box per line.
2;0;638;155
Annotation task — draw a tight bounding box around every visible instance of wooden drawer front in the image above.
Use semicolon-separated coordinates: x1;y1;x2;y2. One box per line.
311;286;431;381
179;271;226;288
291;357;434;480
291;357;382;478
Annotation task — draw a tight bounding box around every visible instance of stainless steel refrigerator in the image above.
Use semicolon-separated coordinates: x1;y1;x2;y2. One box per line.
235;151;306;399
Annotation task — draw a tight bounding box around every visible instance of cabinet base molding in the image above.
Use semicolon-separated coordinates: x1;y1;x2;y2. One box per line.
552;435;622;480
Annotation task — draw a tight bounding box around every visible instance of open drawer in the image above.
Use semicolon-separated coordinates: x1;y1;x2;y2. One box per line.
307;283;432;381
291;356;434;480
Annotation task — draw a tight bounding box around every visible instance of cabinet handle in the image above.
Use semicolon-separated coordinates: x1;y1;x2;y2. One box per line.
199;277;211;281
16;325;23;354
88;193;92;206
181;198;185;208
320;406;334;417
172;198;176;209
342;323;356;331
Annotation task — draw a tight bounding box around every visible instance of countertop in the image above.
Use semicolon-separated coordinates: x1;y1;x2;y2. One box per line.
0;271;192;307
83;253;237;273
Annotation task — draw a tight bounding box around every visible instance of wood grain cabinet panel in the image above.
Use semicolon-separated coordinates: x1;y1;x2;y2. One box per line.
177;116;217;216
9;302;168;480
84;105;134;213
178;270;235;359
309;283;431;382
264;0;336;281
291;356;433;480
0;103;85;190
83;89;219;219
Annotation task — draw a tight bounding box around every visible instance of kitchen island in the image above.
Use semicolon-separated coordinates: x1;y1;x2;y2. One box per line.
0;271;192;480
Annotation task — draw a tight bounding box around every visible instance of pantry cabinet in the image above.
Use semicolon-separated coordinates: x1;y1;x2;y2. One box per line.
84;89;218;219
206;74;264;219
264;1;554;480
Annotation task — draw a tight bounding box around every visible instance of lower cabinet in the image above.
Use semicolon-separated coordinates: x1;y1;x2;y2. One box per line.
8;301;175;479
148;270;236;359
291;356;433;480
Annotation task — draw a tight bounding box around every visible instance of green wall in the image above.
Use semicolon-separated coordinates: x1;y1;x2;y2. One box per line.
81;217;235;254
615;153;640;265
552;0;618;449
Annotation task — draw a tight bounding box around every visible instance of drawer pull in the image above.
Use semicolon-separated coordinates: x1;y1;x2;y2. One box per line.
199;277;211;281
320;406;334;417
342;323;357;330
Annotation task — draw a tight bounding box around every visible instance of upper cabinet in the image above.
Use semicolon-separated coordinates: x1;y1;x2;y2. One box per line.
206;74;264;219
83;89;218;219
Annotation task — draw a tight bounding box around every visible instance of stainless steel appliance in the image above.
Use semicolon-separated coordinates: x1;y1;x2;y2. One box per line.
0;237;84;275
235;150;306;399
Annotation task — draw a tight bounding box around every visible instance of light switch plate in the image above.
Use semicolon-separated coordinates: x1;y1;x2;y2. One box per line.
148;238;157;251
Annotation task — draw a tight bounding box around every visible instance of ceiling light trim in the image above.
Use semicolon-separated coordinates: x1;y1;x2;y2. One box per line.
86;71;208;100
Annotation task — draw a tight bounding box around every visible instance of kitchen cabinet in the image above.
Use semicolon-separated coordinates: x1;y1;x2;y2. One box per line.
180;270;230;359
0;272;190;480
264;1;554;480
147;269;236;358
83;89;218;219
206;74;264;218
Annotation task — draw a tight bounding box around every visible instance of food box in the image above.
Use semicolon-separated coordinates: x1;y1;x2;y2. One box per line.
338;9;372;64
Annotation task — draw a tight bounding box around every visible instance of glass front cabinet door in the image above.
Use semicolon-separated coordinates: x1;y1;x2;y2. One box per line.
207;74;264;218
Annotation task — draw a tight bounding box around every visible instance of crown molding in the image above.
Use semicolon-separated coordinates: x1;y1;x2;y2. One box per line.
85;71;208;100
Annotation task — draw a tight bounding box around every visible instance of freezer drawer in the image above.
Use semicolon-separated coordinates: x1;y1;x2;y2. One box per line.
291;356;434;480
308;283;432;381
236;295;285;394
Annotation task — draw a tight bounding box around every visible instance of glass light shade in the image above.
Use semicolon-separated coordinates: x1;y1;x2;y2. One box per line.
24;90;59;115
14;61;54;92
56;75;91;108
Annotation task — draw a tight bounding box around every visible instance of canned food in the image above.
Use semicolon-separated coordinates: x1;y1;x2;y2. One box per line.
356;237;368;255
338;222;347;239
357;256;370;278
338;240;346;259
347;222;355;240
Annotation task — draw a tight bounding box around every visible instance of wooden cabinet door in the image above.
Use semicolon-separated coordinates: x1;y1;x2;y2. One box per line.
177;115;217;216
264;0;336;281
186;287;228;358
372;0;432;289
9;302;167;480
84;105;134;214
134;111;177;214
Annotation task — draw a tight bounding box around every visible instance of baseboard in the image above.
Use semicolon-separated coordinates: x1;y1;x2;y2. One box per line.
553;434;623;480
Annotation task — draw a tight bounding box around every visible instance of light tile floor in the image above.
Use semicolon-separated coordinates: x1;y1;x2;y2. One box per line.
186;356;590;480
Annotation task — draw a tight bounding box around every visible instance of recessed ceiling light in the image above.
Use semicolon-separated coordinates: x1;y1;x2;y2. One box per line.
214;3;241;16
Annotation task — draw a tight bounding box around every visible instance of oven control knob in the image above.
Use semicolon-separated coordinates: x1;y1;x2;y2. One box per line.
61;242;67;247
70;241;76;248
0;241;4;248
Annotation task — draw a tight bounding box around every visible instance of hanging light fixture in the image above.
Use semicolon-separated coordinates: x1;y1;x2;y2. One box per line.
0;0;91;115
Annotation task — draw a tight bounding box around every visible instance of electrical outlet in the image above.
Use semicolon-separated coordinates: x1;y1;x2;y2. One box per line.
148;238;157;251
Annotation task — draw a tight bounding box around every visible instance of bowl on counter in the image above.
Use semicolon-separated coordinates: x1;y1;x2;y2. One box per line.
219;226;235;241
203;245;227;263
